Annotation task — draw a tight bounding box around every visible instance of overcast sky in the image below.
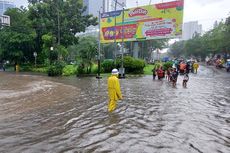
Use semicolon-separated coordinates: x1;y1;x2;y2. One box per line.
14;0;230;31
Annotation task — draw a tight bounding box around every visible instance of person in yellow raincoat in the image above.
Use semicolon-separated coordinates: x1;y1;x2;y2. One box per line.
193;61;199;74
107;69;123;112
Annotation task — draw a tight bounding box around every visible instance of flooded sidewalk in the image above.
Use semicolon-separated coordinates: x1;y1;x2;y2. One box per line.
0;66;230;153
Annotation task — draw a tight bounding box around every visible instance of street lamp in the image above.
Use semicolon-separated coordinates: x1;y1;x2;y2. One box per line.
33;52;37;67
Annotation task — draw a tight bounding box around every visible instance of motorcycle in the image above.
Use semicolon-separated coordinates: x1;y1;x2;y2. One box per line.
226;59;230;72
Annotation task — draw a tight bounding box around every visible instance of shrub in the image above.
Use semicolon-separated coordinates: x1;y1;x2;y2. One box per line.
49;50;58;63
76;63;85;75
101;59;115;73
116;56;145;74
20;65;32;71
48;61;66;76
91;64;98;74
62;65;77;76
32;67;48;73
163;61;173;70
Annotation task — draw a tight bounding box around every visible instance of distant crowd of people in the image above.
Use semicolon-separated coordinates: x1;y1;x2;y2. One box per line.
206;56;230;72
152;59;200;87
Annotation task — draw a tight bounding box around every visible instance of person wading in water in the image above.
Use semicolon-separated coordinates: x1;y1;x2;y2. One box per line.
107;69;123;112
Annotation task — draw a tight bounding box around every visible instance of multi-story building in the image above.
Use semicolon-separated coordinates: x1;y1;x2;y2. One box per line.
104;0;126;12
83;0;104;17
182;21;202;40
83;0;126;17
0;0;15;15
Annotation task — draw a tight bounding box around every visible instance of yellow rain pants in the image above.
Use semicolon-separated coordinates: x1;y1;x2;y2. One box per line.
107;75;122;112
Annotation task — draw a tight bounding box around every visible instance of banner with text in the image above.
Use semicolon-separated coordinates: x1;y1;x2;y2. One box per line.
100;0;184;43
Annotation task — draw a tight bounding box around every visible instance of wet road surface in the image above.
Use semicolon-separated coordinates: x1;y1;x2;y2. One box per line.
0;66;230;153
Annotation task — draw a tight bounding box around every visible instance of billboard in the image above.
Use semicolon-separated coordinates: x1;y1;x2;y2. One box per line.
100;0;184;43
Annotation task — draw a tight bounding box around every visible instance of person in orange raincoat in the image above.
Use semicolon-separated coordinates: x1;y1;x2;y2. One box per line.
179;61;186;74
107;69;123;112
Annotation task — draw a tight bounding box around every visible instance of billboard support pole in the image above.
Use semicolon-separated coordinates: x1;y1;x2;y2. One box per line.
96;10;102;79
114;0;117;64
120;7;125;78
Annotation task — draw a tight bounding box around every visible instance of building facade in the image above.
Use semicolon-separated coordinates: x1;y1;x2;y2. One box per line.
83;0;104;17
83;0;126;17
0;0;15;15
104;0;126;12
182;21;202;40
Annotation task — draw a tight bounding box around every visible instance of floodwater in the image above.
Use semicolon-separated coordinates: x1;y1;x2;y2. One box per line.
0;66;230;153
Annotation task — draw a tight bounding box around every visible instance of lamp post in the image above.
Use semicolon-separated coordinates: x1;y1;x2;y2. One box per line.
33;52;37;68
50;46;54;65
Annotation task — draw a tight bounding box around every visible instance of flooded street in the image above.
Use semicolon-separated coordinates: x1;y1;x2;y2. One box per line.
0;66;230;153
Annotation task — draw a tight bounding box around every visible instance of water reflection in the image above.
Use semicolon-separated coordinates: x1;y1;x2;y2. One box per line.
0;66;230;153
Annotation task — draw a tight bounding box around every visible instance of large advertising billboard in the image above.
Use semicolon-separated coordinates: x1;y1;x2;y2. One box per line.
100;0;184;43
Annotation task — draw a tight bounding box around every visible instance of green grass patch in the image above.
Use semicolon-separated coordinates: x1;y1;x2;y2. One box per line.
100;73;111;77
62;65;77;76
144;64;155;75
91;64;98;74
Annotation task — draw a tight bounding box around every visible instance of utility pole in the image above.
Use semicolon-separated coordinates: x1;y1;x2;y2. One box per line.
57;10;60;45
149;0;152;5
57;0;66;45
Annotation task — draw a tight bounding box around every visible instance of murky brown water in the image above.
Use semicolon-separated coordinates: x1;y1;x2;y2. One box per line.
0;66;230;153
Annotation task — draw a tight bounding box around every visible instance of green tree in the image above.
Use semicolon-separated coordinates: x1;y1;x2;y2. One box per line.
0;8;36;64
169;16;230;59
75;36;98;74
223;16;230;54
28;0;97;49
169;40;185;57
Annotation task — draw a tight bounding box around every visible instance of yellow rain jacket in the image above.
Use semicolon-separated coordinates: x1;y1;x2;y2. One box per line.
107;75;122;112
193;62;199;69
193;62;199;73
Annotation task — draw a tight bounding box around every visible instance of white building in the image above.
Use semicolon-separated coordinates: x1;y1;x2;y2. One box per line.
104;0;126;12
182;21;202;40
0;14;10;26
0;0;15;15
83;0;104;17
83;0;126;17
75;25;99;37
